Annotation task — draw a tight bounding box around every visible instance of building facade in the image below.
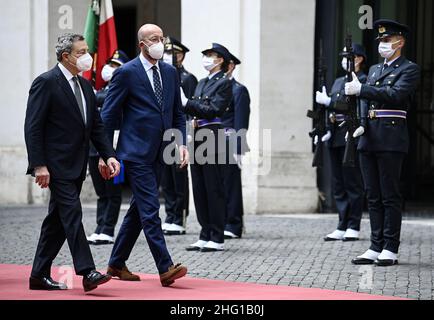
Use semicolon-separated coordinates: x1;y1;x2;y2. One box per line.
1;0;432;214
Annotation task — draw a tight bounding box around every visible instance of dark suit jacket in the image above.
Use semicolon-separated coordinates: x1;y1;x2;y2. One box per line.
358;56;420;153
24;65;116;180
101;56;186;164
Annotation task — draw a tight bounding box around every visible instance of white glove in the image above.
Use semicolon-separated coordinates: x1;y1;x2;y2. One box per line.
321;130;332;142
180;87;188;107
353;126;365;138
233;154;243;170
314;135;319;145
344;72;362;96
315;86;331;106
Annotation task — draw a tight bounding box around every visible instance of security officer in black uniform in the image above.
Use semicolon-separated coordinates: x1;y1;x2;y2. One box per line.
316;44;367;242
161;37;198;236
221;52;250;239
87;50;129;245
180;43;233;252
345;20;420;266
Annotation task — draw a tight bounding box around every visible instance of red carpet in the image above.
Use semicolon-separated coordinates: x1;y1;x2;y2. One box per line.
0;264;405;300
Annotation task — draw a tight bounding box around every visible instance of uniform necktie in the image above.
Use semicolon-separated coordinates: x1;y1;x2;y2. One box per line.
72;76;86;124
381;63;389;75
152;65;163;108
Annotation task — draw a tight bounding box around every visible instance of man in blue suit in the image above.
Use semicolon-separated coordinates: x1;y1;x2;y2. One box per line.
101;24;189;286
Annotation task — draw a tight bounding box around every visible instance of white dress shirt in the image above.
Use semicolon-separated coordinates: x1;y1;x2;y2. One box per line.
139;53;163;92
58;63;87;123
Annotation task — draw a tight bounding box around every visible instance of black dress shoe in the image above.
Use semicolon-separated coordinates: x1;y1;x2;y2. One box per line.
324;236;341;242
82;270;111;292
351;257;375;265
200;247;224;252
343;237;359;242
29;276;68;290
164;230;186;236
374;259;398;267
185;246;202;251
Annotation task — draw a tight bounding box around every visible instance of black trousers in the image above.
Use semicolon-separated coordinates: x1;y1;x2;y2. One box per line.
359;151;405;253
31;178;95;278
223;161;244;237
161;163;189;227
329;146;364;231
88;156;122;236
190;162;226;244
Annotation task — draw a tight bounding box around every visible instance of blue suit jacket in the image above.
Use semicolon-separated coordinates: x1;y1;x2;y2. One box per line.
101;56;186;164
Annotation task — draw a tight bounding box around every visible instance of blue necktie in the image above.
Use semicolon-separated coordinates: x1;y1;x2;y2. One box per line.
152;65;163;108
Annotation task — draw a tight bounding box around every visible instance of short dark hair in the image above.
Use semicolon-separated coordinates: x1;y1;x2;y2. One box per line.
55;33;85;62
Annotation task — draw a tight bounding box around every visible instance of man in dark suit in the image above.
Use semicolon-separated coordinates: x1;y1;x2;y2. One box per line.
221;52;251;239
346;20;420;266
101;24;189;286
161;37;198;236
24;33;120;292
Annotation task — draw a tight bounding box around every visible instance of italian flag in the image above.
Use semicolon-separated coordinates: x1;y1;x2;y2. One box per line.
83;0;118;90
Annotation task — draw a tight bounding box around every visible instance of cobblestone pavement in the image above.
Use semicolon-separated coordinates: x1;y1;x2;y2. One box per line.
0;204;433;300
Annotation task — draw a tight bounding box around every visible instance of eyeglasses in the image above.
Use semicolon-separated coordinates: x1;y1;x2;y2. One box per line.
142;36;167;45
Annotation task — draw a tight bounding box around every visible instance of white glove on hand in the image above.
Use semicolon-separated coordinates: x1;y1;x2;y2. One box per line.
180;87;188;107
314;135;319;145
321;130;332;142
315;86;331;106
344;72;362;96
353;126;365;138
233;154;243;170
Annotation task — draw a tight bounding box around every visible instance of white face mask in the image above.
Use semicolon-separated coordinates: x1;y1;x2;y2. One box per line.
378;40;401;59
202;56;220;71
75;53;93;72
101;64;116;82
163;53;173;65
144;41;164;60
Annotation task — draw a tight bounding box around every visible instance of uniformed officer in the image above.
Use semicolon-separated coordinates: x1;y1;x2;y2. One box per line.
221;52;251;239
180;43;233;252
345;20;420;266
87;50;129;245
160;37;198;236
316;44;367;242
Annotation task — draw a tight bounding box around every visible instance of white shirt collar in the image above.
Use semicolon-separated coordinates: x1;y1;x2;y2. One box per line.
58;62;75;81
208;70;220;80
384;55;401;67
139;53;159;72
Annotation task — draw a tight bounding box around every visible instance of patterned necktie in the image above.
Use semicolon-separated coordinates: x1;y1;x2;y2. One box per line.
72;76;86;124
152;65;163;108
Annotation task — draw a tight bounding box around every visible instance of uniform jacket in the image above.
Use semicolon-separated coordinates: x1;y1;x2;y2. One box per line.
178;66;198;99
184;70;232;155
221;78;251;155
358;56;420;153
328;71;367;148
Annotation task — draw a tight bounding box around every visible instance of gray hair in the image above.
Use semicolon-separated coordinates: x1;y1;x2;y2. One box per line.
55;33;85;62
